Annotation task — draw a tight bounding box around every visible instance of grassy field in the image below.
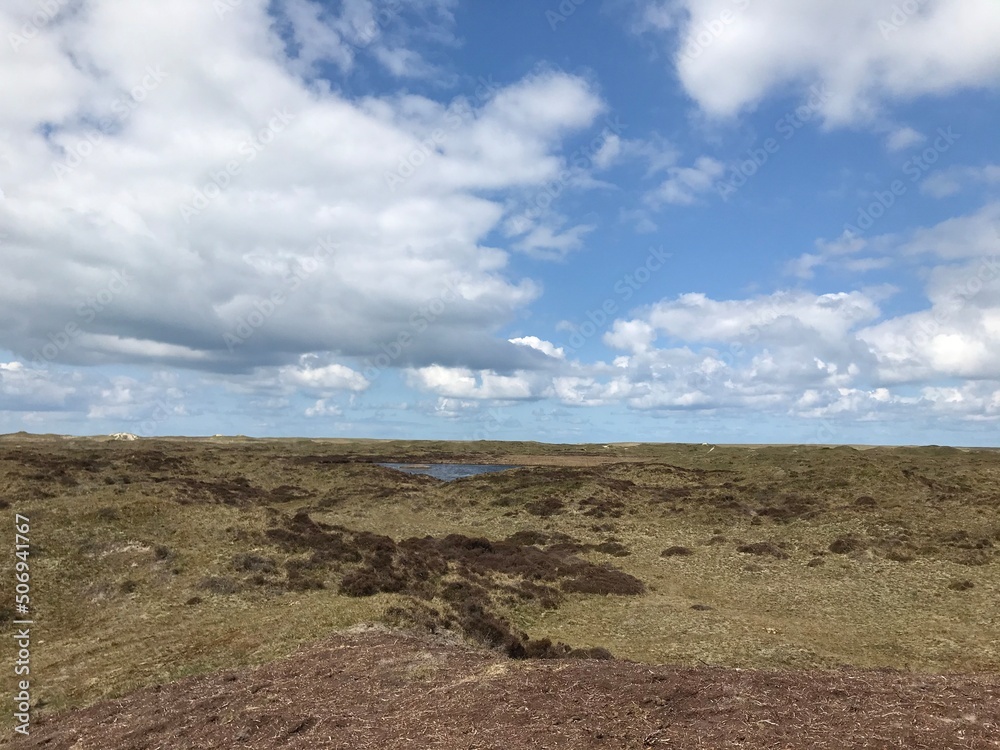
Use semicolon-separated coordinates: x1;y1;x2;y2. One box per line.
1;435;998;728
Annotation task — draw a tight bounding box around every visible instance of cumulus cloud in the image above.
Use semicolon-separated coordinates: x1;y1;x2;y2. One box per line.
643;0;1000;125
509;336;565;360
279;357;370;392
405;365;541;400
638;290;883;345
0;0;605;380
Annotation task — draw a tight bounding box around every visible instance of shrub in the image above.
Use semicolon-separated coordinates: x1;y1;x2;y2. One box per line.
737;542;790;559
595;541;631;557
560;566;645;595
197;576;243;595
231;552;278;574
829;536;866;554
660;546;693;557
525;497;565;517
95;506;119;521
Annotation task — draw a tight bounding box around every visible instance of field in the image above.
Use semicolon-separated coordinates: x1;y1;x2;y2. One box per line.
1;435;999;747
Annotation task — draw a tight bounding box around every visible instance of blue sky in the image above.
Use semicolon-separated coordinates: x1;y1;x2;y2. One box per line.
2;0;1000;444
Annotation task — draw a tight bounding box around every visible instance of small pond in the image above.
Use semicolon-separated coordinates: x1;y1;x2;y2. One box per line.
377;463;522;482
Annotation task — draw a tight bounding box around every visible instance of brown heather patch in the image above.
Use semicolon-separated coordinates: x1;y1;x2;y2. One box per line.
13;630;1000;750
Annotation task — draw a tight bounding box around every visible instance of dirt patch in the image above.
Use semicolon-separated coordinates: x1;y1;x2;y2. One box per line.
15;629;1000;750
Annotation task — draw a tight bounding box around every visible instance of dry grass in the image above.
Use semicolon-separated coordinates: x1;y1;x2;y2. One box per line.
0;436;998;731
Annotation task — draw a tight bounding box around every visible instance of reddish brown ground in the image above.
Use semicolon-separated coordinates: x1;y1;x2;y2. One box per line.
10;629;999;749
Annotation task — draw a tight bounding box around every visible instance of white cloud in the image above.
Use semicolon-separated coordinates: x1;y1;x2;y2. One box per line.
647;156;724;206
592;133;622;169
652;0;1000;125
619;135;680;175
0;361;78;409
279;357;370;392
885;126;925;152
509;336;565;359
638;290;882;344
0;0;605;379
405;365;540;400
619;208;659;233
785;230;889;279
513;222;595;259
900;201;1000;259
920;164;1000;198
277;0;355;74
603;320;657;354
305;398;342;417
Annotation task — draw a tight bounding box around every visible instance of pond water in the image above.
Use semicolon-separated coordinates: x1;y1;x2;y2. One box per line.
377;463;522;482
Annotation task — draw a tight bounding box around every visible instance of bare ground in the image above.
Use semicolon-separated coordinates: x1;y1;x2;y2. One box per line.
10;628;999;750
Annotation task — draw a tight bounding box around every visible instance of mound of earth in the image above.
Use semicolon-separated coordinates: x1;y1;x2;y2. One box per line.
14;629;999;749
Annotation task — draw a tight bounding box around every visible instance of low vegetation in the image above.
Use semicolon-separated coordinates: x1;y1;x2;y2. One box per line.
1;434;998;729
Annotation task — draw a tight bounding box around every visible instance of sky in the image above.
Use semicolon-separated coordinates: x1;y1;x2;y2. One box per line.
1;0;1000;445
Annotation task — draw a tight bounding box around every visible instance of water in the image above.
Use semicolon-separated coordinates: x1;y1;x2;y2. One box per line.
377;462;521;482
